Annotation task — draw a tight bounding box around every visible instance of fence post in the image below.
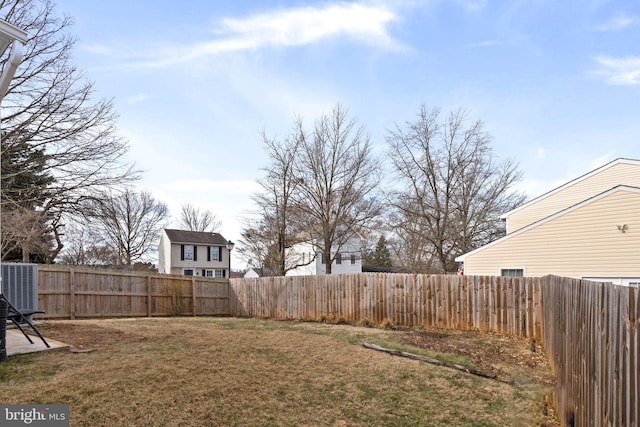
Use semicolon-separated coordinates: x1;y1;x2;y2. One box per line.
192;277;197;317
69;268;76;320
0;297;7;362
147;274;152;317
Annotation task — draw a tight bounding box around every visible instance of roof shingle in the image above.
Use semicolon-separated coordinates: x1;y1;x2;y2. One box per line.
163;229;228;245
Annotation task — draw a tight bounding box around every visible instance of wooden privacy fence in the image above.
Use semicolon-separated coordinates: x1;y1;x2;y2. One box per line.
229;273;543;339
33;266;639;426
541;276;638;427
37;266;229;318
229;273;639;427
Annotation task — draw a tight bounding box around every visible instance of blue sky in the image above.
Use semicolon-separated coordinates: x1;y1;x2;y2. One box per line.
53;0;640;251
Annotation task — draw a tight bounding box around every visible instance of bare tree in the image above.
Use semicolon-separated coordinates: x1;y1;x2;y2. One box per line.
1;208;51;262
84;189;168;265
386;201;437;273
239;129;310;276
57;222;120;266
386;105;525;273
237;213;281;276
178;203;221;232
294;104;383;274
0;0;139;261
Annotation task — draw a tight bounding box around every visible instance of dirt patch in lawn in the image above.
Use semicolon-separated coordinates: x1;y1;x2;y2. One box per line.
38;322;146;350
396;327;554;386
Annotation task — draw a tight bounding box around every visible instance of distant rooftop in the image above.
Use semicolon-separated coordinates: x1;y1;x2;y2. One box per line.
163;229;228;245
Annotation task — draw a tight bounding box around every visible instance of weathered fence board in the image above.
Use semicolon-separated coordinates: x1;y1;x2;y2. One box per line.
36;266;229;318
540;276;638;427
229;273;542;339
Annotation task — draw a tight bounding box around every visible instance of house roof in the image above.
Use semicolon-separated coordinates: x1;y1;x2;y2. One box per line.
163;229;228;245
500;158;640;220
456;185;640;262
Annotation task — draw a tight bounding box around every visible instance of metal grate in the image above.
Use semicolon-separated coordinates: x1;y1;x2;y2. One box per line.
1;263;38;312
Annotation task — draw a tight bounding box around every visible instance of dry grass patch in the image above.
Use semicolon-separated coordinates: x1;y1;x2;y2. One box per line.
0;317;557;426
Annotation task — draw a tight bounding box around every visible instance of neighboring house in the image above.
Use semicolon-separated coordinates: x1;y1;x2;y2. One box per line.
158;229;233;278
244;268;260;278
286;237;364;276
456;158;640;286
502;158;640;233
243;268;276;278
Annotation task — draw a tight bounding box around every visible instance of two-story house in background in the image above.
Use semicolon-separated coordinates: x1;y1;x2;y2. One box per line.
455;158;640;286
243;234;364;278
158;229;234;278
285;236;364;276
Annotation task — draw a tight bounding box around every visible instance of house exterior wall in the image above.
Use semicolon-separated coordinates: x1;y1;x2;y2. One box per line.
285;240;317;276
315;237;363;275
167;244;230;276
286;238;363;276
244;269;260;278
505;161;640;233
157;232;172;274
462;189;640;279
313;252;362;275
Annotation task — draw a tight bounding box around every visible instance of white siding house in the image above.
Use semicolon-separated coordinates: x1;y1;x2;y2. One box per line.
286;237;363;276
243;268;260;278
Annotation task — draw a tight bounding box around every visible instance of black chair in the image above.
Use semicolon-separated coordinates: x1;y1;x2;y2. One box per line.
3;296;50;348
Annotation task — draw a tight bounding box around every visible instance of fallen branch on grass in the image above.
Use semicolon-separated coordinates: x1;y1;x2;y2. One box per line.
70;346;97;353
363;342;511;384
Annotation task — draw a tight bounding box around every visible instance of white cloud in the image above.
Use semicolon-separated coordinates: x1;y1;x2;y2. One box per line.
126;93;147;105
466;40;501;48
595;14;638;31
114;3;400;69
452;0;488;12
593;55;640;85
218;3;398;47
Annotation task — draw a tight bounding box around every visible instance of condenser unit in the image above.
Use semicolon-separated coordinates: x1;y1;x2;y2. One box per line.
1;263;38;314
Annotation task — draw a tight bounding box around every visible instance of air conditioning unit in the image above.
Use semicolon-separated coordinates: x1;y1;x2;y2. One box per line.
1;263;38;314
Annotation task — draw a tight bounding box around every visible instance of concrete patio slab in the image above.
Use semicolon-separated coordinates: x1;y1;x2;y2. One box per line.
6;329;70;356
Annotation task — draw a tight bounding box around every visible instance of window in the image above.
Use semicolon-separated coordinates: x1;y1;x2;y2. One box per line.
183;269;194;276
321;253;326;264
208;246;221;261
204;269;225;278
351;254;356;265
182;245;195;261
500;268;524;277
630;282;639;288
336;253;342;264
